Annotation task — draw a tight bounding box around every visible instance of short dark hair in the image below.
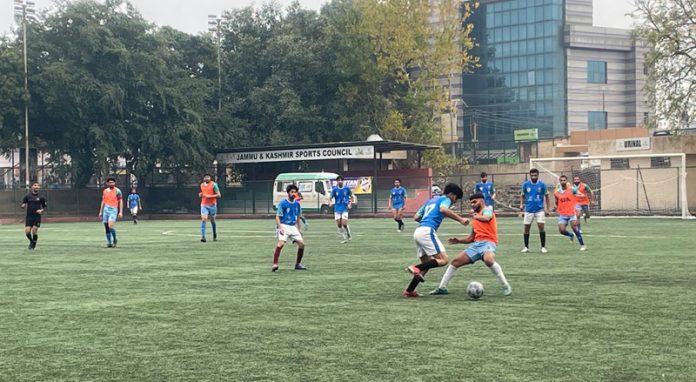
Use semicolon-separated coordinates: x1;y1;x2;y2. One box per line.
106;177;116;182
286;184;299;193
31;182;39;186
203;173;212;177
336;175;344;181
470;193;485;201
559;175;568;180
480;172;487;178
394;178;401;182
443;183;464;200
529;168;539;175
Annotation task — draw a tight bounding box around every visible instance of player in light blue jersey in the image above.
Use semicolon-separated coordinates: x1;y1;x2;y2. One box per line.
519;168;550;253
330;175;354;243
127;188;142;224
402;183;469;297
272;184;307;272
475;172;496;207
388;178;407;232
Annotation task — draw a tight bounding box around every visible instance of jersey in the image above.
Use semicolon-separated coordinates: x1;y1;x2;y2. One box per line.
127;193;140;209
475;181;495;206
574;182;591;205
521;179;548;213
390;187;407;207
472;206;498;244
416;196;453;231
102;187;123;209
200;182;220;206
555;185;579;216
331;186;352;213
23;193;47;216
277;198;302;226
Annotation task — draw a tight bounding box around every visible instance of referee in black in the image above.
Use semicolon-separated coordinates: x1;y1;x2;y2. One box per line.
21;182;47;250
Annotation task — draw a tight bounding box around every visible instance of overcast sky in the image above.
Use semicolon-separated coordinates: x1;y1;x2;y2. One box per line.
2;0;637;35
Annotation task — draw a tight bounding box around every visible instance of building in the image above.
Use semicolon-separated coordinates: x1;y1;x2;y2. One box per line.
455;0;649;160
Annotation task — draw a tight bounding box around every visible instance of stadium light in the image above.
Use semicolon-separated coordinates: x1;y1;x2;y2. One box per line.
14;0;37;189
208;14;223;111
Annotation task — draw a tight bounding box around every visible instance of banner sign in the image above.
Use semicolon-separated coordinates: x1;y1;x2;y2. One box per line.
514;128;538;141
223;146;375;164
331;177;372;194
616;137;650;151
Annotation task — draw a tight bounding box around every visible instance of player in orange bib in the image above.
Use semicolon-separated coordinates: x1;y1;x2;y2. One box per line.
573;175;593;229
199;173;221;242
98;177;123;248
554;175;586;251
430;193;512;296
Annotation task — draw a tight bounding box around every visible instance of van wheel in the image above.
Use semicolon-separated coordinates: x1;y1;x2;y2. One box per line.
320;205;330;215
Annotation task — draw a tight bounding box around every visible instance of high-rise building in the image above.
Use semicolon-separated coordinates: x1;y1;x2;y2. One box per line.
457;0;648;155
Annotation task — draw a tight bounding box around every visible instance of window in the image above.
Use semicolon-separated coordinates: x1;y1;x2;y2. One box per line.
588;111;608;129
298;181;313;193
315;181;326;195
651;157;671;168
610;158;629;169
588;61;607;83
643;112;650;124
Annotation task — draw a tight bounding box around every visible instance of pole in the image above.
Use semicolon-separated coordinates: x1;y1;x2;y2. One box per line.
22;10;30;188
216;21;222;111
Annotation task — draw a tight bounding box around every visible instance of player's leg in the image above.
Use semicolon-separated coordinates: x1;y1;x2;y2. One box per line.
30;225;39;249
536;212;547;251
582;205;590;223
200;206;209;242
407;229;448;277
343;213;352;240
102;209;113;247
209;207;218;241
558;218;573;241
482;251;511;295
294;237;306;270
431;249;474;295
24;224;33;250
522;212;532;252
272;240;285;272
335;213;346;241
570;218;586;249
396;208;404;231
108;217;118;247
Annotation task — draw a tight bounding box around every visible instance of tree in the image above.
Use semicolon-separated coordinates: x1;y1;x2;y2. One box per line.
633;0;696;129
0;37;24;152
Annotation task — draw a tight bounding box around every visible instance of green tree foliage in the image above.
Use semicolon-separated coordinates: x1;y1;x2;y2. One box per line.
0;37;24;151
633;0;696;129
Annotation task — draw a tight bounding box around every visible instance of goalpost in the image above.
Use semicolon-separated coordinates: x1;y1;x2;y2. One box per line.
530;153;693;219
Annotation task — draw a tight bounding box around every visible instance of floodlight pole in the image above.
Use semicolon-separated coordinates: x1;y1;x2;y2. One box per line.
208;15;223;111
15;0;35;188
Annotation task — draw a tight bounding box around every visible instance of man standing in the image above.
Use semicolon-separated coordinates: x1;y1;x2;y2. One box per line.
388;178;407;232
573;175;593;227
520;169;550;253
272;184;307;272
199;173;221;242
99;177;123;248
127;188;142;224
330;175;354;243
555;175;587;251
475;172;496;207
21;182;47;251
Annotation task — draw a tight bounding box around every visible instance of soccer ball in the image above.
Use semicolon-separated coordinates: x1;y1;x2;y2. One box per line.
466;281;484;299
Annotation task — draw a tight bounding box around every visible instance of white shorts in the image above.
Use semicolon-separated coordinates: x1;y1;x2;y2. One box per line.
523;211;546;224
277;224;303;243
130;207;139;215
334;211;349;221
413;226;445;258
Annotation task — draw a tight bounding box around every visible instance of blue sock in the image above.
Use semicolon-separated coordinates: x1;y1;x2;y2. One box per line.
201;221;206;238
111;228;117;242
573;228;585;245
212;223;217;237
104;224;111;244
561;230;574;238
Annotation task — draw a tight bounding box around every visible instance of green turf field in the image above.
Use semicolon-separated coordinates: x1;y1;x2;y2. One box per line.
1;217;695;381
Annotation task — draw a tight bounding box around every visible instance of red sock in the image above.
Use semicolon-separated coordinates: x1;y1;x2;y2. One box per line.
296;248;304;265
273;247;281;264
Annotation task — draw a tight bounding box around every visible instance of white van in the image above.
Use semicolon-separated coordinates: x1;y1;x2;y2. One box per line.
273;172;357;214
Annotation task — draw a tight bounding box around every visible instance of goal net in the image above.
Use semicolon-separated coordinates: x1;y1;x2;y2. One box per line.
530;153;692;219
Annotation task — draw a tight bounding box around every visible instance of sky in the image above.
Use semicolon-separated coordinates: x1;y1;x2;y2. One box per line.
2;0;638;35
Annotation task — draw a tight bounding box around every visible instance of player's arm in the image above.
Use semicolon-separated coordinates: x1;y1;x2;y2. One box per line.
296;204;303;230
519;188;525;210
99;199;105;216
585;184;593;203
37;197;47;214
348;189;354;209
440;205;469;225
449;229;475;245
117;196;123;218
213;183;221;198
329;189;335;207
544;186;550;213
21;195;28;209
138;196;143;210
275;207;284;233
473;207;493;222
387;192;392;209
414;205;425;222
491;184;496;200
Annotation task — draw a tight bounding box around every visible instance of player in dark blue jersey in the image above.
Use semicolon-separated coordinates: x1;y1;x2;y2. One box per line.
272;184;307;272
402;183;469;297
21;182;47;251
519;168;550;253
330;175;354;243
388;178;407;232
474;172;496;207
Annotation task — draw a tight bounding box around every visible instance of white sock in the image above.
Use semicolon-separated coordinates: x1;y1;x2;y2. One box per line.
345;225;352;238
489;262;509;287
438;264;459;289
338;227;346;240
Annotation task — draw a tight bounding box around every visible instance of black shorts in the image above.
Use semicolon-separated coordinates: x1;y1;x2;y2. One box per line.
25;214;42;227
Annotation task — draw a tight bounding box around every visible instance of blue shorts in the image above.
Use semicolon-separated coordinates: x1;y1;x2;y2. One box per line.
102;206;118;223
575;204;590;214
392;202;404;210
200;205;217;217
464;241;497;264
558;215;577;225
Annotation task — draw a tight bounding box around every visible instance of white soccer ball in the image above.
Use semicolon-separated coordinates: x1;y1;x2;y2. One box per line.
466;281;484;299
